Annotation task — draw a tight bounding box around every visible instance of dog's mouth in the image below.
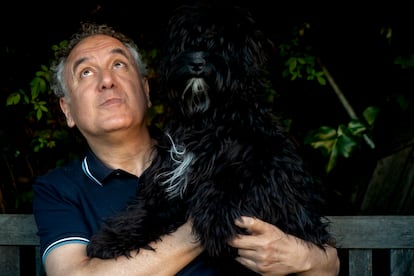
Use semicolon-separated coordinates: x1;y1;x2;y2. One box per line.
179;77;210;116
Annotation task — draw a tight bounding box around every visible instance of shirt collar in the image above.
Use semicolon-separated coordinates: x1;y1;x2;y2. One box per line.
81;126;162;186
82;149;122;186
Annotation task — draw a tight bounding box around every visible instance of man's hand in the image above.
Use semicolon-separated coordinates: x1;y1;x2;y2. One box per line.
228;216;339;276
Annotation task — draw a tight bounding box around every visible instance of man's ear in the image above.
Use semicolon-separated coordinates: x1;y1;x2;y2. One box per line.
144;78;152;108
59;98;75;127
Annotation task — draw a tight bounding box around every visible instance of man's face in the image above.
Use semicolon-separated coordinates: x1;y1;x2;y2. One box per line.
59;34;150;140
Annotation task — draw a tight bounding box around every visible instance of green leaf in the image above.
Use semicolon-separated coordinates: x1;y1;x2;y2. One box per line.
36;108;43;120
317;75;326;85
288;58;297;73
297;57;306;64
347;120;367;136
304;126;337;156
336;125;358;158
305;126;337;142
40;64;49;71
23;94;30;104
6;92;21;105
309;139;335;156
31;77;47;99
39;105;48;112
363;106;380;126
47;141;57;149
35;71;47;77
306;66;314;75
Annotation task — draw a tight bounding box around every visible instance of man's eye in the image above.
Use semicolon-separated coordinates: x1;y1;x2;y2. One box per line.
80;69;92;78
114;61;126;69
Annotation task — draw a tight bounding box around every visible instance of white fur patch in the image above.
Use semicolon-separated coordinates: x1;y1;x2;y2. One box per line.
158;134;194;199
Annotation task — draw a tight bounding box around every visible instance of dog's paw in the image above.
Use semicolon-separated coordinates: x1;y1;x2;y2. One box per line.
86;235;157;259
86;242;135;259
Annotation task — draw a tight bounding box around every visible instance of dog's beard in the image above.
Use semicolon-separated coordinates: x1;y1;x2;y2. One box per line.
181;77;210;116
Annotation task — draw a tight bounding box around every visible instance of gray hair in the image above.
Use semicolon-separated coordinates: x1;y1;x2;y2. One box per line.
50;22;148;98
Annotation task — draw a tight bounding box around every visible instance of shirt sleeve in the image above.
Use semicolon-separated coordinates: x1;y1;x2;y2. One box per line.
32;166;91;265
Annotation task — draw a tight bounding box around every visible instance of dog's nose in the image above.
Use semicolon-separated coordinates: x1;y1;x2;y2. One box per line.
188;52;206;74
190;61;204;73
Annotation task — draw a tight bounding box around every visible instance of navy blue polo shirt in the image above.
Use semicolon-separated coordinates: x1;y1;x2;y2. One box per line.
32;146;254;275
32;149;139;264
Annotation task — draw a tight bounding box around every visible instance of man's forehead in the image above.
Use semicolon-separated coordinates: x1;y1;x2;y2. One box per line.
67;35;128;62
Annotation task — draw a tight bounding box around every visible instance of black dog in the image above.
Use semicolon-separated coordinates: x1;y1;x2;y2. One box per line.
87;1;333;267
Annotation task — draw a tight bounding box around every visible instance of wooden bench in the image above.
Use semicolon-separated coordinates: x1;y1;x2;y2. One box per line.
0;214;43;276
328;216;414;276
0;214;413;276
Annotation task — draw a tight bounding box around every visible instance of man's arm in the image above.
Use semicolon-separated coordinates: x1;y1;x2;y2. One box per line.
45;222;202;276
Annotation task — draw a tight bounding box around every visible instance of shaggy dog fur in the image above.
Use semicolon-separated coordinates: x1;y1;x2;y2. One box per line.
87;1;333;269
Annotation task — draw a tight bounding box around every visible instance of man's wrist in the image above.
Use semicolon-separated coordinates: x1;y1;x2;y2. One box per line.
298;244;339;276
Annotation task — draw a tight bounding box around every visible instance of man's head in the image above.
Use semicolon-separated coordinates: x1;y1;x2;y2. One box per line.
52;22;151;142
51;22;148;99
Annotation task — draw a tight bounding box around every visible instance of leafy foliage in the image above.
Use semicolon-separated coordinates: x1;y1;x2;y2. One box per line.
304;107;379;173
277;23;379;173
6;42;70;154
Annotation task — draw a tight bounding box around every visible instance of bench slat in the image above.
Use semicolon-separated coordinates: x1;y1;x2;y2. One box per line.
327;216;414;248
0;246;20;276
0;214;39;245
349;249;372;276
390;249;413;276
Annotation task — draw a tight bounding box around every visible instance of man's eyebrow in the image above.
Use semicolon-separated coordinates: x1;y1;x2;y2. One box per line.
72;57;88;76
71;48;131;74
110;48;130;60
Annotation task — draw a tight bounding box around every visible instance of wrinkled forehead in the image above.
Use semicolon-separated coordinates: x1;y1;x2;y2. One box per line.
66;34;130;66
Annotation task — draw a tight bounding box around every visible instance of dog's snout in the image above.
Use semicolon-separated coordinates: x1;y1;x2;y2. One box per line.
190;61;205;73
188;51;207;74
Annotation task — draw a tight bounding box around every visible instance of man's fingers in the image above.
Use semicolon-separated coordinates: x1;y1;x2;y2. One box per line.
235;216;257;231
236;216;276;234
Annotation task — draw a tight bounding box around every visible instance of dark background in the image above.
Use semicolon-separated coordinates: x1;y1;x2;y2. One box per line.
1;0;413;215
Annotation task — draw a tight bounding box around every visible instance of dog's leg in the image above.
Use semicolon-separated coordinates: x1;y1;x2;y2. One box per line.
86;193;186;259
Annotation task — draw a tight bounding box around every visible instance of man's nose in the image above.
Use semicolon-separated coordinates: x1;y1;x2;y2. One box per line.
99;69;115;90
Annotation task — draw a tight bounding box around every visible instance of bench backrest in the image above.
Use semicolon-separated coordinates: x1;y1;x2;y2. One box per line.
0;214;413;276
0;214;42;276
328;216;414;276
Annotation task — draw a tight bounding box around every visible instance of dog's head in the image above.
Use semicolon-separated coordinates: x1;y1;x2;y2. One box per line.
159;2;274;118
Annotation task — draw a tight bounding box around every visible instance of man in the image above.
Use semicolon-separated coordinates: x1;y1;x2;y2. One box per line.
33;22;339;275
